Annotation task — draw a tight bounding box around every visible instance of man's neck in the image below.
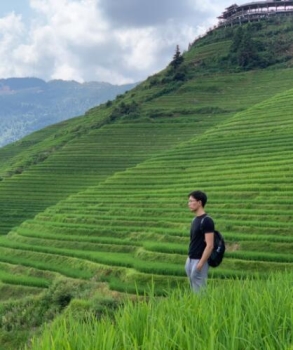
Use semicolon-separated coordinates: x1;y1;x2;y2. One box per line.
195;209;205;217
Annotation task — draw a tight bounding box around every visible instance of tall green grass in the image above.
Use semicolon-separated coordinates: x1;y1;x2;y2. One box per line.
26;272;293;350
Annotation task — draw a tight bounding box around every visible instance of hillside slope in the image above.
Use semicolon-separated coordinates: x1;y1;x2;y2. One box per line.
1;15;293;349
1;68;293;236
4;85;293;293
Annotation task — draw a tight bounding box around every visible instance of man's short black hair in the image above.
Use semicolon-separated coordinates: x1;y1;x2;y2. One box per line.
188;190;208;207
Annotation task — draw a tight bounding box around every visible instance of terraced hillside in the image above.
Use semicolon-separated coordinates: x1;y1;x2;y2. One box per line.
3;85;293;297
1;17;293;348
1;69;293;237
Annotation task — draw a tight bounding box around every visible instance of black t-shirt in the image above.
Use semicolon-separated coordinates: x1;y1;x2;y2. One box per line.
188;214;214;259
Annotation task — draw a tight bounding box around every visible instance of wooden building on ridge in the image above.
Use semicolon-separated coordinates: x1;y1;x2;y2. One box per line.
218;1;293;26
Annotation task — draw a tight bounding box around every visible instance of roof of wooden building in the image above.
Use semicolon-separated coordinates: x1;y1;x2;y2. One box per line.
218;1;293;19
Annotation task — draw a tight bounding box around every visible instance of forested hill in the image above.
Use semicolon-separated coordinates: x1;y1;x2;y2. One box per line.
0;77;137;147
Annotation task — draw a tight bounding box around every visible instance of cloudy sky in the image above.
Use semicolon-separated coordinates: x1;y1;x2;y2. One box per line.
0;0;233;85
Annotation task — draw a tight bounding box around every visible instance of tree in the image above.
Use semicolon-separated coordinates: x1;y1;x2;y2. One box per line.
170;45;184;69
236;31;260;68
230;27;261;69
230;27;244;53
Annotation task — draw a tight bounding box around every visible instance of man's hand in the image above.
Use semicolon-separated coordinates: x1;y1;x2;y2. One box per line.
196;261;204;271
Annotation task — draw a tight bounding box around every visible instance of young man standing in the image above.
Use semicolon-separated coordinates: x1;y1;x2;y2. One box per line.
185;190;214;292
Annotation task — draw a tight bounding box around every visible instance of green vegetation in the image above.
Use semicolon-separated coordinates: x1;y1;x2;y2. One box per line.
0;16;293;349
186;16;293;73
27;272;293;350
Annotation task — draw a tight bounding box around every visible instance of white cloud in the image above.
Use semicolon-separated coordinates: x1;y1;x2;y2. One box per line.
51;63;84;81
0;13;26;77
0;0;232;84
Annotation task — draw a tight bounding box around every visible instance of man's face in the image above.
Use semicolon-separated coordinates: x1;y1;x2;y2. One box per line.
188;196;201;212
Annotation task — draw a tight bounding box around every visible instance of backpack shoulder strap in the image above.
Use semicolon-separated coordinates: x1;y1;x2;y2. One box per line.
200;215;209;231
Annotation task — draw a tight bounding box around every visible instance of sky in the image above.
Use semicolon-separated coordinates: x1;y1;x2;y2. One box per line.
0;0;234;85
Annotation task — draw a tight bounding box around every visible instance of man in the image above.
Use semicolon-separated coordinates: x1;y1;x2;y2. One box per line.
185;190;214;292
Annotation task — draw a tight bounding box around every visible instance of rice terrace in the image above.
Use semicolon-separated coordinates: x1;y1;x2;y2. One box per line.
0;1;293;349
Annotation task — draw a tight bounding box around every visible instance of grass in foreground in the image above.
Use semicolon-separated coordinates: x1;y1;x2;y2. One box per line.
26;271;293;350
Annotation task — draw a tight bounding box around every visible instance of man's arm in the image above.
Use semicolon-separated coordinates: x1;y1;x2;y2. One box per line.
196;232;214;271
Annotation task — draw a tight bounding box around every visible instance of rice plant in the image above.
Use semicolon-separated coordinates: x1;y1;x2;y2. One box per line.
26;272;293;350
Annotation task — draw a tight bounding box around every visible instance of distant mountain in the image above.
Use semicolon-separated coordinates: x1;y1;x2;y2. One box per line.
0;77;137;147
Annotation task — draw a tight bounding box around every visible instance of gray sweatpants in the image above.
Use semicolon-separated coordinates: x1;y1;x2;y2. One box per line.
185;257;209;293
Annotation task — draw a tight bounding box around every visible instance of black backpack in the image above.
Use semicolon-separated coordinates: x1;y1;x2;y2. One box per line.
201;216;225;268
